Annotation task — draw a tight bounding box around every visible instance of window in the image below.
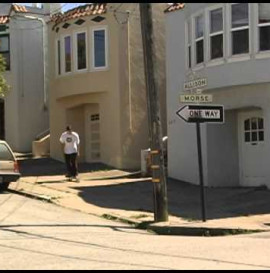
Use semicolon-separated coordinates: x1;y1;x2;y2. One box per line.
195;14;204;64
209;8;223;60
64;35;72;73
186;20;192;68
93;28;107;68
231;3;249;55
76;32;87;70
244;117;264;143
0;34;10;71
258;3;270;52
57;39;61;75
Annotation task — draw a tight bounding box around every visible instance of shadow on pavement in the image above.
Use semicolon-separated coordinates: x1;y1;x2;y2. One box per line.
18;158;113;177
18;157;270;221
73;178;270;221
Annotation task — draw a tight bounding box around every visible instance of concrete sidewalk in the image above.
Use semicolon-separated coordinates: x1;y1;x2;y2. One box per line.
8;157;270;236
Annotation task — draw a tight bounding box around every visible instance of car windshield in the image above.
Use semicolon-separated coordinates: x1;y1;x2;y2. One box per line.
0;143;14;161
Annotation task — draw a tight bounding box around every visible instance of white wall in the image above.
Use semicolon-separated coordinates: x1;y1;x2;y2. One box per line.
4;17;49;152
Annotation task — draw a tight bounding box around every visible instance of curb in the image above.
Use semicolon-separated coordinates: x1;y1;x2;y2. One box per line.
8;189;269;237
147;224;266;237
8;189;54;203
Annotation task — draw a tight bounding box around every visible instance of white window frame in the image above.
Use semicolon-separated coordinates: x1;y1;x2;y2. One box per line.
255;3;270;59
207;5;225;65
73;29;88;73
62;34;73;75
55;38;61;77
228;3;251;62
90;26;109;71
194;13;205;67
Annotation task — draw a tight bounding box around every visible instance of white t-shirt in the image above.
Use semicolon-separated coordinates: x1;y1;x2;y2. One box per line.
60;131;80;154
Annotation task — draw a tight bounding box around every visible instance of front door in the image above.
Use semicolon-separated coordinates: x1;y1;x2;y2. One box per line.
238;110;266;187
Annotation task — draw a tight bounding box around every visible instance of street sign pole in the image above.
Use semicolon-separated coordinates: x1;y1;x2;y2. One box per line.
196;121;206;222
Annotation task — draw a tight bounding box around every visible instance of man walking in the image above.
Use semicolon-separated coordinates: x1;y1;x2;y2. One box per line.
60;125;80;182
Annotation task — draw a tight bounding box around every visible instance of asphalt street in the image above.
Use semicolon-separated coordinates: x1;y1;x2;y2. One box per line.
0;193;270;270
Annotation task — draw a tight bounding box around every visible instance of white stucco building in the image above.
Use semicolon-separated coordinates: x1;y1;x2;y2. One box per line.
0;3;60;152
166;3;270;188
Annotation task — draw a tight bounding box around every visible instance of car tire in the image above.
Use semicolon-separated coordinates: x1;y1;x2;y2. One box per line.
0;183;10;192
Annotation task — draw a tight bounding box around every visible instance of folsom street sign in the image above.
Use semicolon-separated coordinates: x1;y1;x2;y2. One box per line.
176;104;224;123
183;77;207;91
180;94;213;103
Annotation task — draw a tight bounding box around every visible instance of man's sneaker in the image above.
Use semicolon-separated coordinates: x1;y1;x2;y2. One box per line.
73;176;80;182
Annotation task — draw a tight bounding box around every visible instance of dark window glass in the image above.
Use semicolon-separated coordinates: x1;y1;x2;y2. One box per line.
244;119;250;130
77;32;86;70
94;30;106;68
57;40;61;75
211;34;223;59
188;46;191;68
251;118;257;130
259;3;270;24
245;132;250;142
258;118;264;129
210;8;223;33
252;132;257;142
232;3;249;28
195;15;204;38
232;29;249;55
0;34;10;71
196;40;204;64
64;36;71;72
259;26;270;51
259;131;264;141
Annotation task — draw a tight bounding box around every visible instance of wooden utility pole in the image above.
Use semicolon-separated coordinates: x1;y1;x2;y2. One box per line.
139;3;168;222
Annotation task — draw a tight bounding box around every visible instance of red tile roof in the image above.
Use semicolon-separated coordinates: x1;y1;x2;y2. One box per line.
164;3;185;13
10;4;28;14
0;16;9;25
51;3;107;30
0;4;29;25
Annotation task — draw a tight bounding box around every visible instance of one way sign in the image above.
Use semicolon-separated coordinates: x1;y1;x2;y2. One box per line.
176;104;224;123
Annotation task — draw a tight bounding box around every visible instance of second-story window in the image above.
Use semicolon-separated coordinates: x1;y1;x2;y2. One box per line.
93;28;107;69
231;3;249;55
210;7;223;60
0;34;10;71
64;35;72;73
76;32;87;70
195;14;204;64
258;3;270;52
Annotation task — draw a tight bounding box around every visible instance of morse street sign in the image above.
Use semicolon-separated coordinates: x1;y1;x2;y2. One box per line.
176;104;224;123
180;94;213;103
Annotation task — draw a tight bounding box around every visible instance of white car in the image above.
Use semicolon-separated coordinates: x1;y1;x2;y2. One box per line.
0;140;21;192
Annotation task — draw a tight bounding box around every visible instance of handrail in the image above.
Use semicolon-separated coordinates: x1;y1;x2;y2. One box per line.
35;129;50;141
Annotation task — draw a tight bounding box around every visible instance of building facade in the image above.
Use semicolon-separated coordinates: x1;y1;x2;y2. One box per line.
166;3;270;188
48;3;167;169
0;3;60;152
